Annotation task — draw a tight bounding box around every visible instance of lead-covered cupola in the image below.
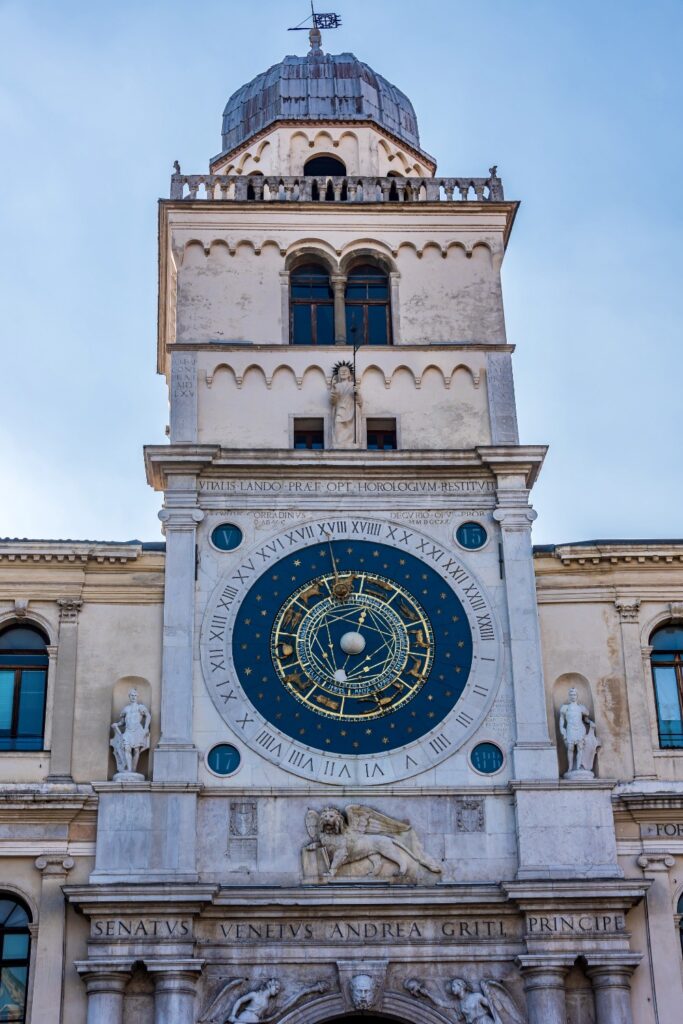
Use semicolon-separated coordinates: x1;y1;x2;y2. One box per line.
211;28;436;177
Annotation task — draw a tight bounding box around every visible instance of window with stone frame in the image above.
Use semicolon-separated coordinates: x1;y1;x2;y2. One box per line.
650;624;683;748
366;418;397;451
0;624;49;751
293;418;325;450
289;264;335;345
344;264;392;346
677;892;683;958
0;894;31;1022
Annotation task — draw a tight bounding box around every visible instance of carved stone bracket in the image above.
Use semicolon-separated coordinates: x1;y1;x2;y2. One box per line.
669;602;683;620
13;598;29;618
57;598;83;624
337;959;388;1013
615;600;641;624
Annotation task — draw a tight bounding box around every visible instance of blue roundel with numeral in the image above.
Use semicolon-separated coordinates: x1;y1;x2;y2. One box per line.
231;539;473;756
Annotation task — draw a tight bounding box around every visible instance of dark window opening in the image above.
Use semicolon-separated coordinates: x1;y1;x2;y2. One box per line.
367;418;397;451
345;264;391;346
0;625;49;752
304;155;347;176
289;265;335;345
294;418;325;450
651;624;683;748
0;895;31;1022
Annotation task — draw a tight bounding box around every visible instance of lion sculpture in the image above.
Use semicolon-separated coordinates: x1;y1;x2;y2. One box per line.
304;804;442;883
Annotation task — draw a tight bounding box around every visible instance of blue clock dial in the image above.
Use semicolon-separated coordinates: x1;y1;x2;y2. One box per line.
232;539;473;756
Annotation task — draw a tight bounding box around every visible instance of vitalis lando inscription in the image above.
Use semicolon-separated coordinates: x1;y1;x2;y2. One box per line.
200;478;496;496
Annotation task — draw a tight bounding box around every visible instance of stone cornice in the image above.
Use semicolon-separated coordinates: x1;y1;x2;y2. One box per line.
0;786;97;824
144;444;546;491
534;542;683;568
0;542;145;565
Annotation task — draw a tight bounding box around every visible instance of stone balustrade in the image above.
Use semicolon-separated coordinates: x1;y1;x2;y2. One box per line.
169;172;504;203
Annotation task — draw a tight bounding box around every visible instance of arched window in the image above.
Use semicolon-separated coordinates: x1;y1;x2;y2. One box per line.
0;894;31;1022
651;624;683;748
304;155;346;176
0;625;49;751
345;264;392;346
289;264;335;345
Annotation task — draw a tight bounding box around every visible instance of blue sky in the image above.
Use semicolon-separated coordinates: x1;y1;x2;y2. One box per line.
1;0;681;545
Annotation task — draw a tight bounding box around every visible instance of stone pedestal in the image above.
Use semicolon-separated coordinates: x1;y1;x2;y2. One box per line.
30;855;74;1024
587;964;636;1024
518;963;569;1024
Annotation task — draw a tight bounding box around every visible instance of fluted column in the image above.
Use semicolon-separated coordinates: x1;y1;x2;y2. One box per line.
614;599;656;778
636;852;683;1023
30;855;74;1023
331;274;346;344
518;962;569;1024
147;961;203;1024
493;503;557;778
47;598;83;780
154;504;203;782
587;964;636;1024
77;968;129;1024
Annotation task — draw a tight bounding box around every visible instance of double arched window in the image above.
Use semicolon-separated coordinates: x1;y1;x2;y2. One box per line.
345;265;391;346
0;895;31;1022
0;625;49;751
650;624;683;748
289;261;392;345
289;265;335;345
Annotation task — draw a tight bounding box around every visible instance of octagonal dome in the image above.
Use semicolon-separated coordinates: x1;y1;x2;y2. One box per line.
219;51;425;160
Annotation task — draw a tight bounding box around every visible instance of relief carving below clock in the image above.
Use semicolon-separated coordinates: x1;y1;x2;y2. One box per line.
200;517;501;784
302;804;442;883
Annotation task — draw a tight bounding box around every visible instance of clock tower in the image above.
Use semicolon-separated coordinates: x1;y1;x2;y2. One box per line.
79;27;644;1024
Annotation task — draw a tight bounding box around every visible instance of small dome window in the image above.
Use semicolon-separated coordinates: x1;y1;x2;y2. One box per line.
304;156;347;177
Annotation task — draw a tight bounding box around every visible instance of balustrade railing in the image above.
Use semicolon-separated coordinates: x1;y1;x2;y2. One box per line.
169;171;504;203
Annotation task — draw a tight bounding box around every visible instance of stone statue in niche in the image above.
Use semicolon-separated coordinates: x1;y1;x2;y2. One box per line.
302;804;442;883
350;974;377;1011
559;687;601;779
199;977;328;1024
330;361;362;448
405;977;526;1024
110;689;151;781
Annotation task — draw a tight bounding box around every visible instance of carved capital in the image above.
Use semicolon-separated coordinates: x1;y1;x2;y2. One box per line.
158;508;204;531
35;854;75;877
493;507;537;529
57;598;82;624
615;599;640;623
637;852;675;873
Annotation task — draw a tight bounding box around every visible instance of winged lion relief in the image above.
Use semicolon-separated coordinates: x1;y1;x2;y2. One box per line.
302;804;442;883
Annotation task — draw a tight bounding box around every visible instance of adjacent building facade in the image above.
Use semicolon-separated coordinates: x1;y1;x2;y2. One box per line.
1;30;682;1024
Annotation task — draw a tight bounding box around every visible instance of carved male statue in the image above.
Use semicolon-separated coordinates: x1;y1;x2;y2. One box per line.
559;687;599;777
110;689;151;778
228;979;280;1022
330;362;362;447
350;974;376;1011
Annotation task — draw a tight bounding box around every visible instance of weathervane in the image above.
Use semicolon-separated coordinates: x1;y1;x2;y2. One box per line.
289;3;342;54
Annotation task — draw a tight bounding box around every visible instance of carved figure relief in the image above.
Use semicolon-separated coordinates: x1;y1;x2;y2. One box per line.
559;687;601;778
302;804;442;883
200;978;327;1024
350;973;377;1011
405;976;526;1024
110;689;151;780
330;361;362;447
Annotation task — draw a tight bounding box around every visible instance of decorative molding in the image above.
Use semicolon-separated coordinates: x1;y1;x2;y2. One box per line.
57;598;83;624
615;599;641;623
35;854;75;876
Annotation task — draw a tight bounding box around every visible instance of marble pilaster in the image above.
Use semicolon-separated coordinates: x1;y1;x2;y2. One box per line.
30;855;74;1024
47;598;83;781
636;852;683;1024
331;275;346;343
154;502;203;782
614;599;657;778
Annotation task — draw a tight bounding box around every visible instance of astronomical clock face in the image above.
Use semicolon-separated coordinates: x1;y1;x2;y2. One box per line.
200;517;501;784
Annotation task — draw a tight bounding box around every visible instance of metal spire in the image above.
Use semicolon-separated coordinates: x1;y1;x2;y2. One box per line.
288;3;342;55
